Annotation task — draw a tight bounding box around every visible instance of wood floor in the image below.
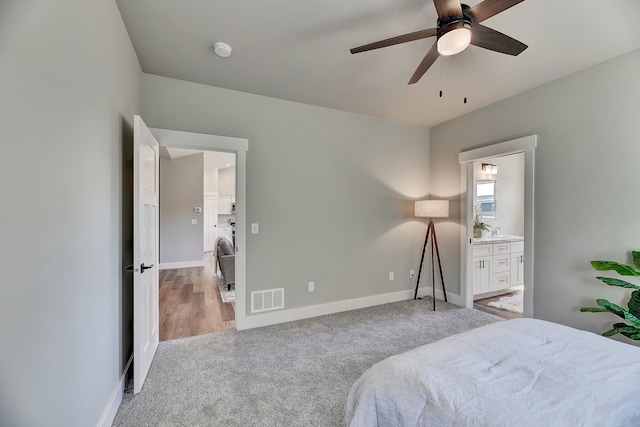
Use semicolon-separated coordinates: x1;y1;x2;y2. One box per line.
159;253;235;341
474;290;523;320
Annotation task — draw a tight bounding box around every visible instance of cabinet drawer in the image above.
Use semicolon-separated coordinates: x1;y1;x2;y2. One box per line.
473;244;492;257
511;241;524;252
493;242;511;255
492;254;510;273
491;272;511;290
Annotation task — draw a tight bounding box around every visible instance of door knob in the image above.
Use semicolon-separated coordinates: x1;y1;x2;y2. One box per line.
141;263;154;272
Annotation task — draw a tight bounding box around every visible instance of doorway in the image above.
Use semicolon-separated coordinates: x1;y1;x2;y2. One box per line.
150;127;249;332
459;135;536;318
470;154;524;319
157;147;237;340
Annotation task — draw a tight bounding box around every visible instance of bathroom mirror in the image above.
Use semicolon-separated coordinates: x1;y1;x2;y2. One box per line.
476;180;496;218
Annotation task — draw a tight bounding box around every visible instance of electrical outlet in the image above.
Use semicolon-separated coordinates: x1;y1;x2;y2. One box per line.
389;272;394;281
409;269;415;278
308;281;315;292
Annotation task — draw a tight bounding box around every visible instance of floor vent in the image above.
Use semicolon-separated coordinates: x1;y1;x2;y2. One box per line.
251;288;285;313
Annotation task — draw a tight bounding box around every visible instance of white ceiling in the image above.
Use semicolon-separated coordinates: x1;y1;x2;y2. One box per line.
116;0;640;127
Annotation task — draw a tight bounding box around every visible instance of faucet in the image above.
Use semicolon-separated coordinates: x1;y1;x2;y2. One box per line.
491;227;501;237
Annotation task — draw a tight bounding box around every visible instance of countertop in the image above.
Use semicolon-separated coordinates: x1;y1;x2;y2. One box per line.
473;235;524;244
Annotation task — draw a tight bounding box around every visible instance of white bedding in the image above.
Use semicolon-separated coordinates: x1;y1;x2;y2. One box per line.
345;318;640;426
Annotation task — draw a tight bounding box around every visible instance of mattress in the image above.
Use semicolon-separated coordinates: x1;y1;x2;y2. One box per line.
345;318;640;426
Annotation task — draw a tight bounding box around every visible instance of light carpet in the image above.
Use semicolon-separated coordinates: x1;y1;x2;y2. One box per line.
487;293;523;313
113;298;500;427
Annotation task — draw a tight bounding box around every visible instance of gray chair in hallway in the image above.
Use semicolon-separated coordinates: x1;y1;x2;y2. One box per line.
216;236;235;290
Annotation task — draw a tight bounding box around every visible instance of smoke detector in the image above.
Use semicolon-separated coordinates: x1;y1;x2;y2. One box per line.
213;42;232;58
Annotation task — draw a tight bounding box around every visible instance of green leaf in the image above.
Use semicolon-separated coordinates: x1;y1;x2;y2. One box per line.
613;322;630;329
633;251;640;269
624;311;640;329
629;290;640;318
620;330;640;340
596;276;640;290
602;325;640;338
591;261;640;277
580;307;608;313
596;299;640;328
595;299;626;319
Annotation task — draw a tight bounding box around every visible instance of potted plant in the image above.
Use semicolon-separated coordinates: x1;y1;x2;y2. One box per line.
580;250;640;341
473;204;491;238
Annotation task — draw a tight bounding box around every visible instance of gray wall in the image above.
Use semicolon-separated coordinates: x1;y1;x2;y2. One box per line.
160;154;205;263
0;0;141;425
430;48;640;337
142;74;430;316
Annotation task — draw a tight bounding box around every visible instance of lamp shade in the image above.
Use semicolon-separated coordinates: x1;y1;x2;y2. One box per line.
415;200;449;218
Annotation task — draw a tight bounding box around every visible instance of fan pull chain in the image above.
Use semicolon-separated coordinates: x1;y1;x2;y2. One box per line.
464;51;468;104
439;59;443;98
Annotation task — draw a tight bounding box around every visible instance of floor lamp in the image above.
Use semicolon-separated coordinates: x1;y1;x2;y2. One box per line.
413;200;449;310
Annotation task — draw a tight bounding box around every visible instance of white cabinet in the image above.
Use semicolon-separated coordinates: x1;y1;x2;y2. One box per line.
218;195;233;215
511;252;524;286
473;256;492;294
491;252;511;289
510;240;524;287
473;239;524;298
474;244;492;257
493;242;511;256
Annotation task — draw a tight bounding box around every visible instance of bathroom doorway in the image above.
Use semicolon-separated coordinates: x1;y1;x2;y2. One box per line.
470;153;525;319
459;135;536;318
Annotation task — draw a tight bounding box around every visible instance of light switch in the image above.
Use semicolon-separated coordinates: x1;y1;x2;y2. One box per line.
192;219;197;225
251;223;259;234
194;207;202;213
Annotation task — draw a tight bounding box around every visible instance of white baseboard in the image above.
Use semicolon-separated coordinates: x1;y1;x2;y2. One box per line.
159;260;204;270
98;354;132;427
417;286;465;307
237;288;464;331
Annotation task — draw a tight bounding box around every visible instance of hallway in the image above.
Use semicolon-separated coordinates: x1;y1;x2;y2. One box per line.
159;254;235;341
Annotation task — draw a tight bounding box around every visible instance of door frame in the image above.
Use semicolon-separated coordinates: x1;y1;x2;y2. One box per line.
150;127;249;330
458;135;536;317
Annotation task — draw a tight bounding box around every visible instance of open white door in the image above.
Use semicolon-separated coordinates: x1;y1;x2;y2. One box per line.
133;115;160;394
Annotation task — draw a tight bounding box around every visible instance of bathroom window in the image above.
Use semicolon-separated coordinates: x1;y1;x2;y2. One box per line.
476;180;496;219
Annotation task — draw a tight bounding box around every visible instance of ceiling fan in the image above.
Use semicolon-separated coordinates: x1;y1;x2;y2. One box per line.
350;0;527;85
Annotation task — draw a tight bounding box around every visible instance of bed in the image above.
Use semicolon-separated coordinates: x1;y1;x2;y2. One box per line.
345;318;640;426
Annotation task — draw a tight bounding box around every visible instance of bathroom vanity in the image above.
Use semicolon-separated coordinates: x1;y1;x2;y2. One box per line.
472;236;524;299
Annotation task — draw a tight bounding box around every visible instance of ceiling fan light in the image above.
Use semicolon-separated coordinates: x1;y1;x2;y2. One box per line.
437;25;471;56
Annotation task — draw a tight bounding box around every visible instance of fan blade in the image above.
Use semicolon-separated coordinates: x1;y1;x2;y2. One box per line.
471;24;527;56
469;0;524;24
408;43;440;85
433;0;463;19
350;28;437;54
